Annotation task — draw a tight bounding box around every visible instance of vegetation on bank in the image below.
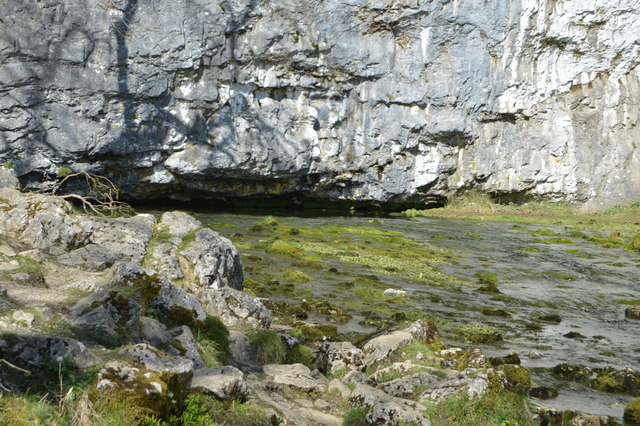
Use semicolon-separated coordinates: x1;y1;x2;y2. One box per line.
403;191;640;231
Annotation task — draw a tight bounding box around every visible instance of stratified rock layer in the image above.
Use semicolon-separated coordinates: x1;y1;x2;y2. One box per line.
1;1;639;209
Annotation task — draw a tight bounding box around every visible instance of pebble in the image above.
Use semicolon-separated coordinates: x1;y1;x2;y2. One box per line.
383;288;407;297
528;351;543;359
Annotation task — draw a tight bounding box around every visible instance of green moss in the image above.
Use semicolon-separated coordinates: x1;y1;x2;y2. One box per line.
528;227;558;236
292;323;338;342
542;270;577;281
283;269;312;284
57;167;72;178
624;398;640;425
455;324;503;344
177;230;197;252
481;308;511;318
616;299;640;306
519;247;539;253
540;237;574;244
537;314;562;323
498;365;532;393
476;273;499;286
267;240;300;257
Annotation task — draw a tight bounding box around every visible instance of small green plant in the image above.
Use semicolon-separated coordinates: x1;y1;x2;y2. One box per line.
342;407;367;426
144;394;214;425
191;315;230;365
57;167;72;178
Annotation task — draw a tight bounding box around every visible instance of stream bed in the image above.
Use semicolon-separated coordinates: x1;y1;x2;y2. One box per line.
189;212;640;420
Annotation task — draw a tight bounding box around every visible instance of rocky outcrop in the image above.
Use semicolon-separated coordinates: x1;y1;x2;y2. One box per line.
1;1;639;209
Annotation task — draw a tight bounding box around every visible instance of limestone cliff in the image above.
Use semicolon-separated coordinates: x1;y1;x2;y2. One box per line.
1;0;639;209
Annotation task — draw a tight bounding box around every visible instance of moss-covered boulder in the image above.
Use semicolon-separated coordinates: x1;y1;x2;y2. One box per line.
624;398;640;425
553;363;640;396
626;308;640;320
497;365;532;393
96;344;194;419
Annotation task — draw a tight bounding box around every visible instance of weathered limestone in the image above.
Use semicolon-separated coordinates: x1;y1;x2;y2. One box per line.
190;366;249;402
350;383;431;426
1;1;639;209
316;341;365;374
200;287;270;329
262;363;323;393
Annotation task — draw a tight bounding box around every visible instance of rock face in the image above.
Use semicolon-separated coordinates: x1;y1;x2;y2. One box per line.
1;0;639;209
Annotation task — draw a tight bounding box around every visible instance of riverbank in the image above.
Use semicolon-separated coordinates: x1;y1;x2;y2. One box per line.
0;172;638;424
402;192;640;232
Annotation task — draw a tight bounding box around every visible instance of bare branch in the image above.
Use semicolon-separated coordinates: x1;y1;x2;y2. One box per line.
0;358;31;375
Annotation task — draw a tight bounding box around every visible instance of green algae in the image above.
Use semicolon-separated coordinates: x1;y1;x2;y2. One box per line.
283;269;312;284
455;324;503;344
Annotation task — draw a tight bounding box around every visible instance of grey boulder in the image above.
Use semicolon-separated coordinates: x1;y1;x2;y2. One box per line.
190;365;249;401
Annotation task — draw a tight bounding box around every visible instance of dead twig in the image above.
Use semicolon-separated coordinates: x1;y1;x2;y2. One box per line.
0;358;31;375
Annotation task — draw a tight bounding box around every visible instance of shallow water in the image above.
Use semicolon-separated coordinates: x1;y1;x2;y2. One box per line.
193;212;640;419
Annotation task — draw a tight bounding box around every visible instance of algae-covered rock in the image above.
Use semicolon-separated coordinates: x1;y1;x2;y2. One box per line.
536;407;621;426
378;372;441;399
626;308;640;320
363;331;414;366
112;262;206;324
69;289;142;347
497;364;532;393
489;352;521;367
529;386;559;400
406;319;440;344
419;368;502;403
553;363;640;396
625;398;640;425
